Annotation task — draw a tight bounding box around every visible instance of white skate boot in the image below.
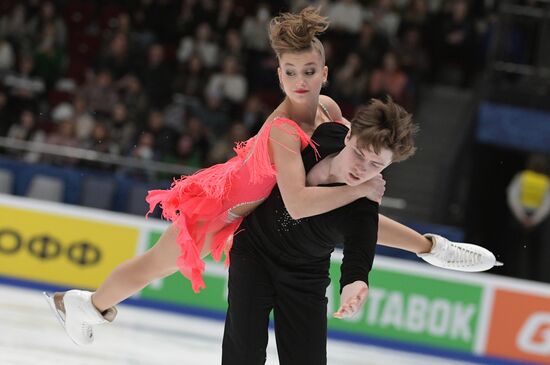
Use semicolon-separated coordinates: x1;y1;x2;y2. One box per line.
418;234;503;272
43;290;117;345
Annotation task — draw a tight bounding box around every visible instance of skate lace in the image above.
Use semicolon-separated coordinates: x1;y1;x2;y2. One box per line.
439;242;482;267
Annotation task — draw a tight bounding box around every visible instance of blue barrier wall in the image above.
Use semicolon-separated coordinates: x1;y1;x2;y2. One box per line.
477;102;550;153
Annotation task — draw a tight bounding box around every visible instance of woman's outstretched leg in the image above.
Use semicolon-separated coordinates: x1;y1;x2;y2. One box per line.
92;223;181;311
45;223;182;345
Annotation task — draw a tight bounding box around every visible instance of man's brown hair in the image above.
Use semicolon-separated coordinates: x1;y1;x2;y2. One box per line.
350;97;418;162
268;6;328;63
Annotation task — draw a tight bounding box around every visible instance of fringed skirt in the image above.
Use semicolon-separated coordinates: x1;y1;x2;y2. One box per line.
146;117;315;292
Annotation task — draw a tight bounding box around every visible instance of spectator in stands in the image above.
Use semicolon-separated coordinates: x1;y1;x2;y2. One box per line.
43;119;79;166
172;54;207;102
220;28;247;68
364;0;401;39
241;94;267;135
33;22;65;90
205;55;248;106
369;50;410;108
118;74;149;127
332;52;368;105
6;109;45;163
356;22;388;73
97;32;134;81
0;91;11;136
506;154;550;280
326;0;364;35
432;0;476;86
51;102;74;125
175;0;202;38
195;0;217;21
143;109;178;159
27;1;67;49
163;132;203;170
320;39;336;78
214;0;244;34
193;88;231;136
185;114;210;165
3;53;45;113
207;121;249;166
82;120;118;156
177;22;219;69
0;4;29;48
241;3;271;54
240;4;278;91
122;130;157;180
289;0;315;13
324;0;363;54
108;102;135;154
78;69;118;117
0;37;15;75
132;132;155;161
399;0;431;37
114;12;132;38
72;95;95;142
127;5;155;49
394;26;429;83
139;43;173;109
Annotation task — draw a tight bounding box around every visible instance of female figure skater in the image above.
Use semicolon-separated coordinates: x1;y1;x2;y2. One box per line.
45;7;499;346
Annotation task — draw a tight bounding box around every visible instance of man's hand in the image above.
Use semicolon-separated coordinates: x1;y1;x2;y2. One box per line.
333;281;369;319
355;174;385;203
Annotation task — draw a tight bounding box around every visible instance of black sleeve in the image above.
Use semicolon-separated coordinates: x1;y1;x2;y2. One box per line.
339;199;379;293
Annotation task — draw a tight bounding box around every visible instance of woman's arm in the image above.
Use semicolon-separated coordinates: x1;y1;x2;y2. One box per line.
269;95;382;219
270;124;381;219
319;94;345;123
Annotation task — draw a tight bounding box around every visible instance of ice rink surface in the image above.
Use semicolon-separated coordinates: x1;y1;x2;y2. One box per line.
0;284;485;365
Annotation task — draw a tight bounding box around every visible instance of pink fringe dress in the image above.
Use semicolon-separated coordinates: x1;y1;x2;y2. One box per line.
146;117;316;293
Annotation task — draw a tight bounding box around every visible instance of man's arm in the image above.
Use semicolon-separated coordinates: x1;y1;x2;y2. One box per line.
335;201;378;319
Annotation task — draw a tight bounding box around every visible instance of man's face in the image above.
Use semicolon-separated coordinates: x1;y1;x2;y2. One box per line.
338;133;393;186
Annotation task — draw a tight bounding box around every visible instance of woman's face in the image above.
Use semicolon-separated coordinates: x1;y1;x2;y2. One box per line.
277;49;327;104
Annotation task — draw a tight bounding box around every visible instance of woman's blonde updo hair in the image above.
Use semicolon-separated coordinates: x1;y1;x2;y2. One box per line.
268;6;329;64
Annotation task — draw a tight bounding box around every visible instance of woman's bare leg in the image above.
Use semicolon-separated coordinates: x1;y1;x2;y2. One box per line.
91;201;264;312
91;223;181;312
377;214;432;253
199;201;263;259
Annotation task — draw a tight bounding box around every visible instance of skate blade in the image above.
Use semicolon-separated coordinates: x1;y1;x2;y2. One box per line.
43;292;66;326
43;292;79;346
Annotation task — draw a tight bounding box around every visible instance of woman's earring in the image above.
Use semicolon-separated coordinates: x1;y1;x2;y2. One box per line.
279;83;285;94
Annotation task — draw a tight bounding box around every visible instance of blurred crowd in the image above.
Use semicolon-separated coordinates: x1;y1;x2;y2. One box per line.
0;0;499;177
